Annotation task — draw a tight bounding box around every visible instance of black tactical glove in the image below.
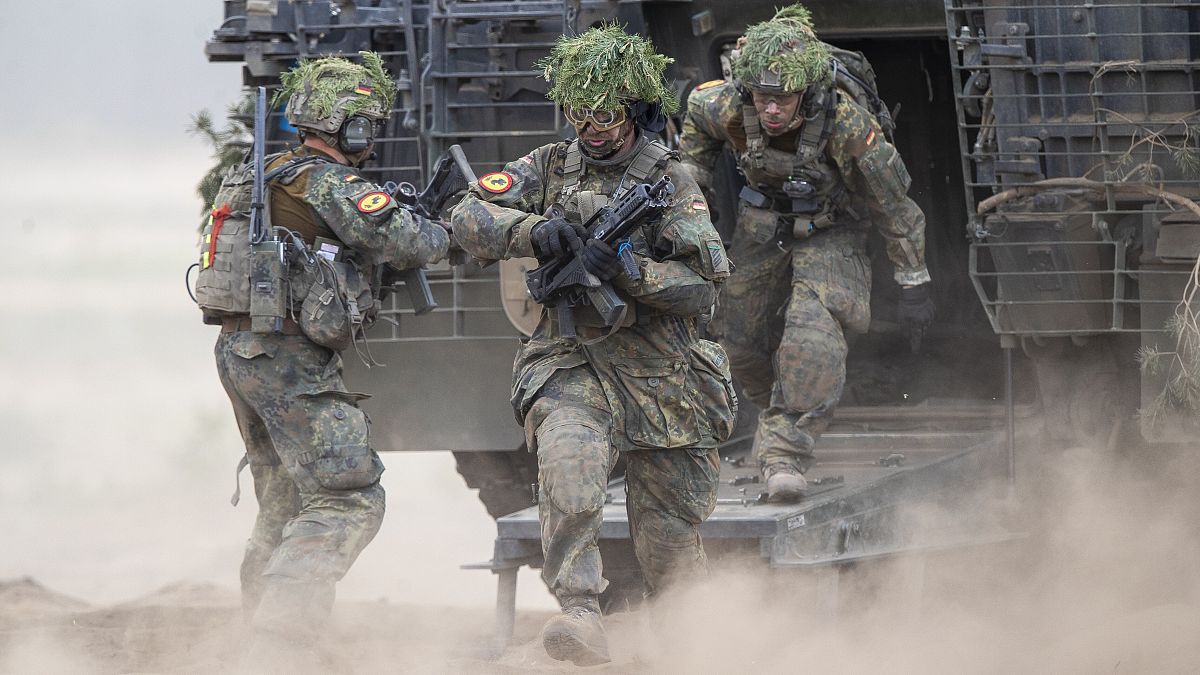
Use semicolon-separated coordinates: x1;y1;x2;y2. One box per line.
531;218;584;260
897;283;936;352
580;239;623;281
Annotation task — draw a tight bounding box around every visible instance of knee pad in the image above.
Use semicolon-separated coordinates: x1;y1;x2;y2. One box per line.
536;407;612;515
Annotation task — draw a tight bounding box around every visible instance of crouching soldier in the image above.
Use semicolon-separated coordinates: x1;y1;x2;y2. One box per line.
680;5;935;501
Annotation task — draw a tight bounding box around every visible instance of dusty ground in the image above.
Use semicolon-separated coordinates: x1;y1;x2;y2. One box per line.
4;444;1200;674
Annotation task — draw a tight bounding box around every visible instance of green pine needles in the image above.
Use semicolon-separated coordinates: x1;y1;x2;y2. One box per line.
1139;266;1200;424
274;51;395;118
733;3;832;92
539;24;678;114
189;94;254;214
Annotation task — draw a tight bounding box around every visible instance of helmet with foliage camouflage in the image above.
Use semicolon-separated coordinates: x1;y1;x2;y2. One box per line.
732;5;831;94
538;24;679;117
274;52;396;137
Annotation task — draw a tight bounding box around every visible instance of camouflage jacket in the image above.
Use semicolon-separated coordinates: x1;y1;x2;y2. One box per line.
267;145;449;271
680;80;930;286
451;135;735;452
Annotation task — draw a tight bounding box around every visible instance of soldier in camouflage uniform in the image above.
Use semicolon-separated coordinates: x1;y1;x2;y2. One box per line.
451;26;735;666
205;53;449;665
680;5;936;501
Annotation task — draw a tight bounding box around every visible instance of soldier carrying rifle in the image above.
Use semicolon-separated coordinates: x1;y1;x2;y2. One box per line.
451;25;737;666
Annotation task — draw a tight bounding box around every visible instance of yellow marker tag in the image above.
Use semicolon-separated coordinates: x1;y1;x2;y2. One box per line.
356;191;391;213
479;171;514;194
696;79;725;91
201;251;211;269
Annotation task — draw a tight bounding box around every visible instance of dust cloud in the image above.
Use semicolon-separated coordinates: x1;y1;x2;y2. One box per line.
616;444;1200;674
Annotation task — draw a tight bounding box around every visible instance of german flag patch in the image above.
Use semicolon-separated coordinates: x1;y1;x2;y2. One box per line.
479;171;514;194
865;129;877;147
696;79;725;91
354;84;373;96
356;191;391;213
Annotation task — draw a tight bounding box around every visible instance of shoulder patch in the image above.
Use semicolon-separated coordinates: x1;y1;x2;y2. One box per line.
696;79;725;91
356;191;391;213
344;174;361;182
479;171;514;194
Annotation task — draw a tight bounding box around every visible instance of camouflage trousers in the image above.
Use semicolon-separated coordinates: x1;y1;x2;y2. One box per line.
524;365;720;602
714;218;871;472
214;331;386;639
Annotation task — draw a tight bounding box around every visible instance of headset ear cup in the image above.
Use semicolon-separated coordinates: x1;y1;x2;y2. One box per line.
338;116;374;155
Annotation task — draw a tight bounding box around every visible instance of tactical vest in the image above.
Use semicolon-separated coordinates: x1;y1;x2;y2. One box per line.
193;153;325;324
552;137;676;333
559;137;675;223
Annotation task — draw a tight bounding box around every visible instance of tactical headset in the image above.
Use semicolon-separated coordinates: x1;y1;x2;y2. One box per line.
338;115;380;155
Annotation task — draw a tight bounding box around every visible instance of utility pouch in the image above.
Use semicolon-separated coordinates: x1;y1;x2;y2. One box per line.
298;258;372;352
249;241;288;333
687;340;738;442
792;210;838;240
738;200;782;245
611;357;701;449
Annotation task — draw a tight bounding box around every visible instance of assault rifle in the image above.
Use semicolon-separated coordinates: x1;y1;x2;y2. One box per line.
525;175;675;339
383;144;476;315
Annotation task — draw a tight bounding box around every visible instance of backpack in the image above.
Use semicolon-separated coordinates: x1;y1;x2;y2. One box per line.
826;45;896;141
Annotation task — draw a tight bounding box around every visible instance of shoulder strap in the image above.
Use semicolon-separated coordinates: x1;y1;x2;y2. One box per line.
792;83;838;178
264;155;327;184
561;140;585;200
741;104;765;169
624;139;674;186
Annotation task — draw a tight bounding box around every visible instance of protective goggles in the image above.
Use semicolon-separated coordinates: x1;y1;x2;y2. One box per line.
749;89;803;109
563;105;628;132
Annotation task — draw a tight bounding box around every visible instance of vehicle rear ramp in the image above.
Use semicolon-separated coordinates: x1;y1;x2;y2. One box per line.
470;401;1025;645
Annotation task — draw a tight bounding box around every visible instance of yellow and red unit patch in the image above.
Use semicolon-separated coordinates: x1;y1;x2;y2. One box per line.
356;191;391;213
864;129;877;146
479;171;514;194
696;79;725;91
354;84;373;96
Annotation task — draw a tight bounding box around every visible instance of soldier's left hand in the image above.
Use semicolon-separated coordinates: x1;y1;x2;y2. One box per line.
898;283;936;352
581;239;622;281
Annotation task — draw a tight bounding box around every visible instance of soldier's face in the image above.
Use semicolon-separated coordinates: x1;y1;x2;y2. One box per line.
751;90;803;136
576;116;636;159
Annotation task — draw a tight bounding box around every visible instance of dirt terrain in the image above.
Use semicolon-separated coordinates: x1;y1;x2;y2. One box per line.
4;447;1199;674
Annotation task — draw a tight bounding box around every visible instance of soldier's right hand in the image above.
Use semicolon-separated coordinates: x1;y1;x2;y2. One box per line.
531;218;585;260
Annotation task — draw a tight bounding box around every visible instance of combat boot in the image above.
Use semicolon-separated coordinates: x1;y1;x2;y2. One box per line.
541;596;610;666
764;463;807;502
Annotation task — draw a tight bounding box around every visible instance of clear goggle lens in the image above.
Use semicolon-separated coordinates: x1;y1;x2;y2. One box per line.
564;105;627;131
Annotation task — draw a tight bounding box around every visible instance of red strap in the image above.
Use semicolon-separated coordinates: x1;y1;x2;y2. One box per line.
209;203;232;266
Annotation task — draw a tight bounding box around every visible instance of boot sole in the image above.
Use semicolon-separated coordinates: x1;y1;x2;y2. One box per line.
543;628;611;667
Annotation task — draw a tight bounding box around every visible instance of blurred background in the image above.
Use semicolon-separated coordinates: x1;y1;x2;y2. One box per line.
0;0;551;611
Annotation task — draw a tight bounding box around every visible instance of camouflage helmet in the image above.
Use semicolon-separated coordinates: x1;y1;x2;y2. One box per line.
275;52;396;136
732;5;832;94
538;24;679;115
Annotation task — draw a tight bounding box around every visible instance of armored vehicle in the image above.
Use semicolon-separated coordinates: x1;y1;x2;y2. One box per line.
206;0;1200;630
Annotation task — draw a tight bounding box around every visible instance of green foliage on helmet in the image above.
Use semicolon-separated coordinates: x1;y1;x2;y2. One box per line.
275;51;396;134
538;24;679;115
732;4;831;93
